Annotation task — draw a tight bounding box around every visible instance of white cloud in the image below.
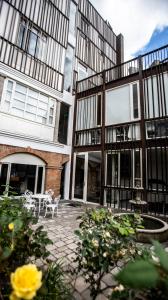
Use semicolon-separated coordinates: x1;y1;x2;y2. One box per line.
90;0;168;60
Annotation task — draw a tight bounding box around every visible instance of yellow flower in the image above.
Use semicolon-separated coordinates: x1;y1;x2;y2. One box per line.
10;264;42;300
113;284;124;292
104;231;111;238
92;239;99;248
103;252;108;257
11;243;14;251
10;292;19;300
8;223;14;231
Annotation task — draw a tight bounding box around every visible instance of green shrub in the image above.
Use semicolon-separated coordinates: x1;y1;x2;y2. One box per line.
74;209;142;299
0;189;73;299
112;241;168;300
0;193;52;296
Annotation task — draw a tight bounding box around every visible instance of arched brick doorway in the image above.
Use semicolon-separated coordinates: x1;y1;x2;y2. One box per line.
0;153;46;195
0;145;69;196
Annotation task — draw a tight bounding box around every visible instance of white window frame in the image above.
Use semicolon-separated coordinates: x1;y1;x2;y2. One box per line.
0;79;57;127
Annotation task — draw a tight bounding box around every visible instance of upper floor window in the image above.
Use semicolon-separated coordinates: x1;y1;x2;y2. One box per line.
78;63;87;81
69;1;77;36
1;79;56;126
98;35;104;52
58;102;69;144
132;83;140;119
97;94;101;126
64;45;74;92
81;17;89;37
17;19;47;61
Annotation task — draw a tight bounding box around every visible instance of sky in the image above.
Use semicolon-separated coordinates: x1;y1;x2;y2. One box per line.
90;0;168;61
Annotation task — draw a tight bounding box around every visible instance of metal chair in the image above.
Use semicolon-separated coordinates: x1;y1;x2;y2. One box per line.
44;195;61;218
45;189;54;197
24;190;35;205
24;190;33;196
23;199;36;216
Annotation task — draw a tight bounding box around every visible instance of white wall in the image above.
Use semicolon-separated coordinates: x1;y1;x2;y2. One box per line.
0;112;54;142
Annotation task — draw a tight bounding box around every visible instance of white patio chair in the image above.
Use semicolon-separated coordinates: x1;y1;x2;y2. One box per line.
24;190;34;204
43;189;54;208
24;190;33;196
44;195;61;218
45;189;54;197
23;199;36;216
43;194;53;208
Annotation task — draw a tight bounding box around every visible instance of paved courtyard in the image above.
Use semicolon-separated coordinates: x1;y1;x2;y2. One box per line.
36;202;118;300
35;202;168;300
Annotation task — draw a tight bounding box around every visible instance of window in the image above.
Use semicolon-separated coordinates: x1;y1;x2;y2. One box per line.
58;102;69;144
146;119;168;139
81;17;89;36
69;1;77;36
98;35;104;52
17;19;47;61
0;160;45;195
78;63;87;81
97;94;101;126
27;27;39;56
17;19;27;49
106;151;133;188
64;45;74;92
134;149;142;188
132;83;139;119
116;125;129;142
2;80;56;126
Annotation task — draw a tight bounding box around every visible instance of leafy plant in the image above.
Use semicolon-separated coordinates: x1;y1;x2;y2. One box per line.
0;192;52;297
74;209;142;299
0;188;73;299
112;241;168;300
36;262;73;300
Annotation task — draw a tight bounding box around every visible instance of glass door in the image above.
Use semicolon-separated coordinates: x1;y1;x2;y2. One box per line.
87;152;101;203
73;152;101;203
73;153;87;201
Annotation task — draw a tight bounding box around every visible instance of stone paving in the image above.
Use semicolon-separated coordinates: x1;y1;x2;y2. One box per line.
35;202;119;300
35;202;168;300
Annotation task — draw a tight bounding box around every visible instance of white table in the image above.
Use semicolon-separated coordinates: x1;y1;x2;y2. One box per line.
32;194;51;215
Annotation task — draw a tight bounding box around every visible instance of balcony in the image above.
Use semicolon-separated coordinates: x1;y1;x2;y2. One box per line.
105;122;141;144
146;118;168;139
75;128;101;146
0;37;63;92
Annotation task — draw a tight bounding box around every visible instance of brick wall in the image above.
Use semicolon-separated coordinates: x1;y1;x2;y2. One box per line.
0;144;69;196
